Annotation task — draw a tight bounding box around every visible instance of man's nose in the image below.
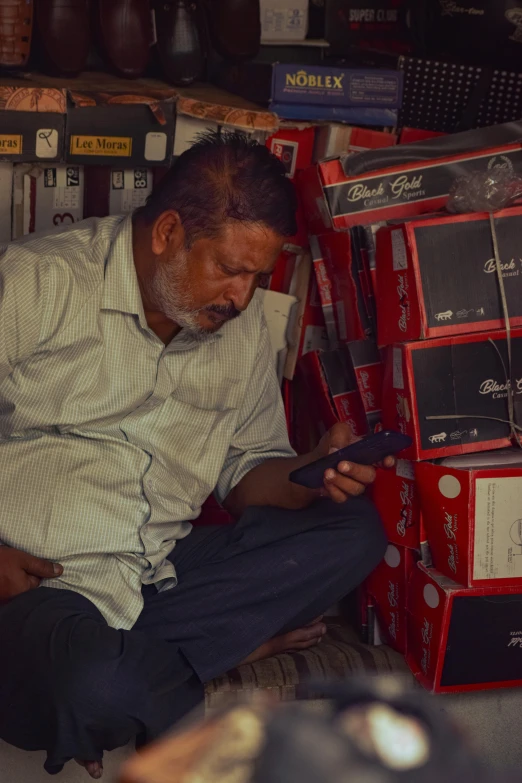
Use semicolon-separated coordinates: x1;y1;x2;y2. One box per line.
228;278;257;312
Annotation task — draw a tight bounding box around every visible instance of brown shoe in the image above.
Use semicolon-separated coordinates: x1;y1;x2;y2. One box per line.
35;0;90;75
95;0;151;78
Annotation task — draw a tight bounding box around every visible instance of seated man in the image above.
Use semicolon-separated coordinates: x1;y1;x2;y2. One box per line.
0;131;387;779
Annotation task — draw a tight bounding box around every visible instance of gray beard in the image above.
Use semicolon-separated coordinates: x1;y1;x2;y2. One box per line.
148;253;212;340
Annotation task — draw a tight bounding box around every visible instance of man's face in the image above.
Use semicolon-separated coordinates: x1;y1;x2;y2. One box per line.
149;221;285;336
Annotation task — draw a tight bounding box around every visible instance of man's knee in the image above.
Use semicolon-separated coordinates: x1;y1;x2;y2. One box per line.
321;496;388;572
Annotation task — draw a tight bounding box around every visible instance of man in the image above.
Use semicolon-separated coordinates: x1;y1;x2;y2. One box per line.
0;131;387;778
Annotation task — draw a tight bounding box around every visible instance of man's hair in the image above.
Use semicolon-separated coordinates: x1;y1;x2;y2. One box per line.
136;129;298;242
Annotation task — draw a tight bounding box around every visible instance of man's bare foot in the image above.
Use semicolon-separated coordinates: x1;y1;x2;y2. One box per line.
75;759;103;779
240;617;327;665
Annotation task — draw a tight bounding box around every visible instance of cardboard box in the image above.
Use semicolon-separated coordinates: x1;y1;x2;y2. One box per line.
343;340;383;433
84;167;155;218
0;163;13;243
66;86;176;167
0;82;66;163
270;65;403;110
325;0;413;57
266;125;316;179
260;0;309;41
319;230;374;343
173;114;220;157
417;450;522;588
376;209;522;346
257;288;298;384
366;543;418;654
12;164;84;239
270;103;398;127
407;561;522;693
298;141;522;232
284;252;330;380
310;234;338;346
373;458;421;550
313;124;396;163
295;349;369;439
381;329;522;461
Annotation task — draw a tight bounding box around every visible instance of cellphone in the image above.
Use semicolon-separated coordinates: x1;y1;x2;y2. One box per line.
289;430;413;490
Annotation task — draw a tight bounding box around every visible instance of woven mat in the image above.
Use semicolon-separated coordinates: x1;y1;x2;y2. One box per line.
205;622;410;710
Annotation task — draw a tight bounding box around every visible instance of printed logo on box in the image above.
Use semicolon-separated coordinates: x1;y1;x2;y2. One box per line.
285;69;345;90
112;171;124;190
134;170;148;189
71;135;132;157
44;168;57;188
270;139;298;178
66;167;80;187
0;134;22;155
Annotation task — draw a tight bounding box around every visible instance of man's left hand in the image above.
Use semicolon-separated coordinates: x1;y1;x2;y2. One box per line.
314;423;395;504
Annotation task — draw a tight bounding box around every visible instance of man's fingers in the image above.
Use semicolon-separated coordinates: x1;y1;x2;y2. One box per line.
330;462;376;486
26;575;41;590
382;455;396;469
328;422;359;452
323;471;366;502
23;553;63;579
323;482;350;504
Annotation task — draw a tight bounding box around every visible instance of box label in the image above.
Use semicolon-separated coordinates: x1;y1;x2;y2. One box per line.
392;347;404;389
474;477;522;581
391;228;407;270
325;147;522;221
0;134;22;155
70;135;132;157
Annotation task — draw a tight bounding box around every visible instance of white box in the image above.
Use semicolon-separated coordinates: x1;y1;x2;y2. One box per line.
12;164;84;239
173;115;220;157
260;0;308;41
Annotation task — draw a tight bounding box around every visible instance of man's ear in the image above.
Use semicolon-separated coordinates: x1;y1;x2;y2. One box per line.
151;210;186;256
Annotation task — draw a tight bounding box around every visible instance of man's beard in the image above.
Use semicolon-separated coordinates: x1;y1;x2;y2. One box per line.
148;249;241;338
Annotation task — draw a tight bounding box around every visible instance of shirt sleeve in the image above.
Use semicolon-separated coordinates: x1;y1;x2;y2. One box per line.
0;245;47;386
215;319;296;504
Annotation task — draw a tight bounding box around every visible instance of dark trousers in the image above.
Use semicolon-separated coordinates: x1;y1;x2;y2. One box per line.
0;498;386;774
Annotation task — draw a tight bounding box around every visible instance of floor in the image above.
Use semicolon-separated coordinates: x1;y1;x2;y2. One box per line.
2;688;522;781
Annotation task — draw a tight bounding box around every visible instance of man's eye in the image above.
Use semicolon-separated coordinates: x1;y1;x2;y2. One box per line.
221;265;237;276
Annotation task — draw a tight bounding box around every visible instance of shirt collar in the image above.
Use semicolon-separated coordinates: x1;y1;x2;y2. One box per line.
102;216;148;328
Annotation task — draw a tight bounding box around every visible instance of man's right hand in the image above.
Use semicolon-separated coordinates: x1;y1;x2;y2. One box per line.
0;546;63;603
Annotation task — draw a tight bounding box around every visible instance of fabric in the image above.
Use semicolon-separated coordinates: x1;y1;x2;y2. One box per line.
0;216;294;630
0;498;387;774
205;622;410;711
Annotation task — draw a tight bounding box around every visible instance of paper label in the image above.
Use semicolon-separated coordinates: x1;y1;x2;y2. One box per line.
302;324;330;356
396;459;415;481
36;129;59;159
51;166;82;209
110;169;153;214
70;135;132;157
474;477;522;580
392;228;407;271
145;131;167;162
0;134;22;155
392;346;404;390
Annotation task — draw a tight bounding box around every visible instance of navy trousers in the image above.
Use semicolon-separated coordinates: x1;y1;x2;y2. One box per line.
0;498;386;774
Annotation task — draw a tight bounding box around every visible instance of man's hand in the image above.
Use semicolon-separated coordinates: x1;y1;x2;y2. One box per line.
0;546;63;604
315;423;395;504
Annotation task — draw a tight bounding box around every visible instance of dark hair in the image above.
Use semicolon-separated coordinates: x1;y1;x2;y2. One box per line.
136;129;298;242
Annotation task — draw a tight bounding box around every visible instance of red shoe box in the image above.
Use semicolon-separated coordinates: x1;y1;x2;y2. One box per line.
318;231;373;343
266;124;316;180
342;340;383;434
376;208;522;346
381;329;522;460
298;141;522;233
294;349;369;440
416;451;522;588
310;235;338;346
407;561;522;693
373;458;422;550
367;543;418;654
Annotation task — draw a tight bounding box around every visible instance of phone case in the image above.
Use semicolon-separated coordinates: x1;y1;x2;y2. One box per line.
289;431;413;490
